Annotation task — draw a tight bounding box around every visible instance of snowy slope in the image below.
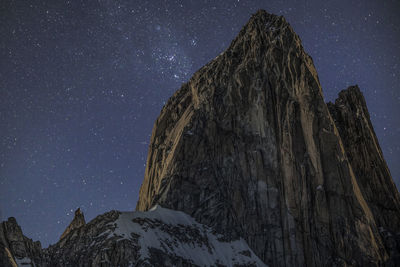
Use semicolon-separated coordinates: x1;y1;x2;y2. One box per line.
44;205;266;266
15;256;35;267
110;205;266;266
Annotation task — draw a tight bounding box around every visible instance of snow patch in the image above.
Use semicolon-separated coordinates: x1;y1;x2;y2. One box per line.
15;257;34;267
258;180;278;192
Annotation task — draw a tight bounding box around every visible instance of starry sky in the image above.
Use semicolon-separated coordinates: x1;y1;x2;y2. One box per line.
1;0;399;247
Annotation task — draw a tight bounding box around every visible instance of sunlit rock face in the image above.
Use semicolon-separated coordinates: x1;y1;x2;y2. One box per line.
137;9;399;266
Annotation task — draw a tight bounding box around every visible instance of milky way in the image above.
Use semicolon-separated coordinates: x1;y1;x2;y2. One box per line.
1;0;399;247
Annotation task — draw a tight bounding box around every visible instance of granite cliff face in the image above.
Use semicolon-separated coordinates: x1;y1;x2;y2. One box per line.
136;9;400;266
1;9;400;267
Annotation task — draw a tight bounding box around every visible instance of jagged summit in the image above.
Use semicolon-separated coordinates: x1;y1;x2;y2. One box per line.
242;9;294;37
238;9;287;34
59;208;86;240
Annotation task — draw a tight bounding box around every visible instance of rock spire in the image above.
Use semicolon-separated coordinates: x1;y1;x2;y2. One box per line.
59;208;86;241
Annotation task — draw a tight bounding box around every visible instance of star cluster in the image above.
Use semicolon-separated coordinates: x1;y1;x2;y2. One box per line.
1;0;399;247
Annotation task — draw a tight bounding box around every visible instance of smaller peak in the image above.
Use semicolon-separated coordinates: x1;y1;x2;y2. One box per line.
346;85;361;94
337;85;363;100
332;85;368;114
344;84;360;92
60;207;86;240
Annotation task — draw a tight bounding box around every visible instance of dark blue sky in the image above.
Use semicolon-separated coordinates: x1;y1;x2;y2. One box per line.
1;0;399;247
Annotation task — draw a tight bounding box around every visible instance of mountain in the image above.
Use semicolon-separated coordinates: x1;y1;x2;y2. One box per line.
1;9;400;267
136;9;400;266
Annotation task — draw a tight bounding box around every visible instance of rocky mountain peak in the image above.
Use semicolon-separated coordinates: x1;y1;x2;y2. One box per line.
227;9;310;67
136;9;399;266
248;9;294;38
331;85;365;112
59;208;86;241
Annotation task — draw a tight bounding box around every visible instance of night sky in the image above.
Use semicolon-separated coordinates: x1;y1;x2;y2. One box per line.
1;0;399;247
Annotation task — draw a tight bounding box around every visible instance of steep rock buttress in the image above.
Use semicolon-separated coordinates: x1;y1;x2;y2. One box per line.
328;86;400;263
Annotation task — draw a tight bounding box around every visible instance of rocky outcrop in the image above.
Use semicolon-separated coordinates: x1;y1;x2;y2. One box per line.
328;86;400;265
59;208;86;240
0;217;42;267
136;9;397;266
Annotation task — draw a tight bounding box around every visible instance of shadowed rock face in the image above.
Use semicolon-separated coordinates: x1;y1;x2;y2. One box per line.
136;9;398;266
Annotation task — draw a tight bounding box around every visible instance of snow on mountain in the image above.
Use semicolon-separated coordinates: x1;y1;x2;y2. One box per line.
110;205;266;266
38;205;266;266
